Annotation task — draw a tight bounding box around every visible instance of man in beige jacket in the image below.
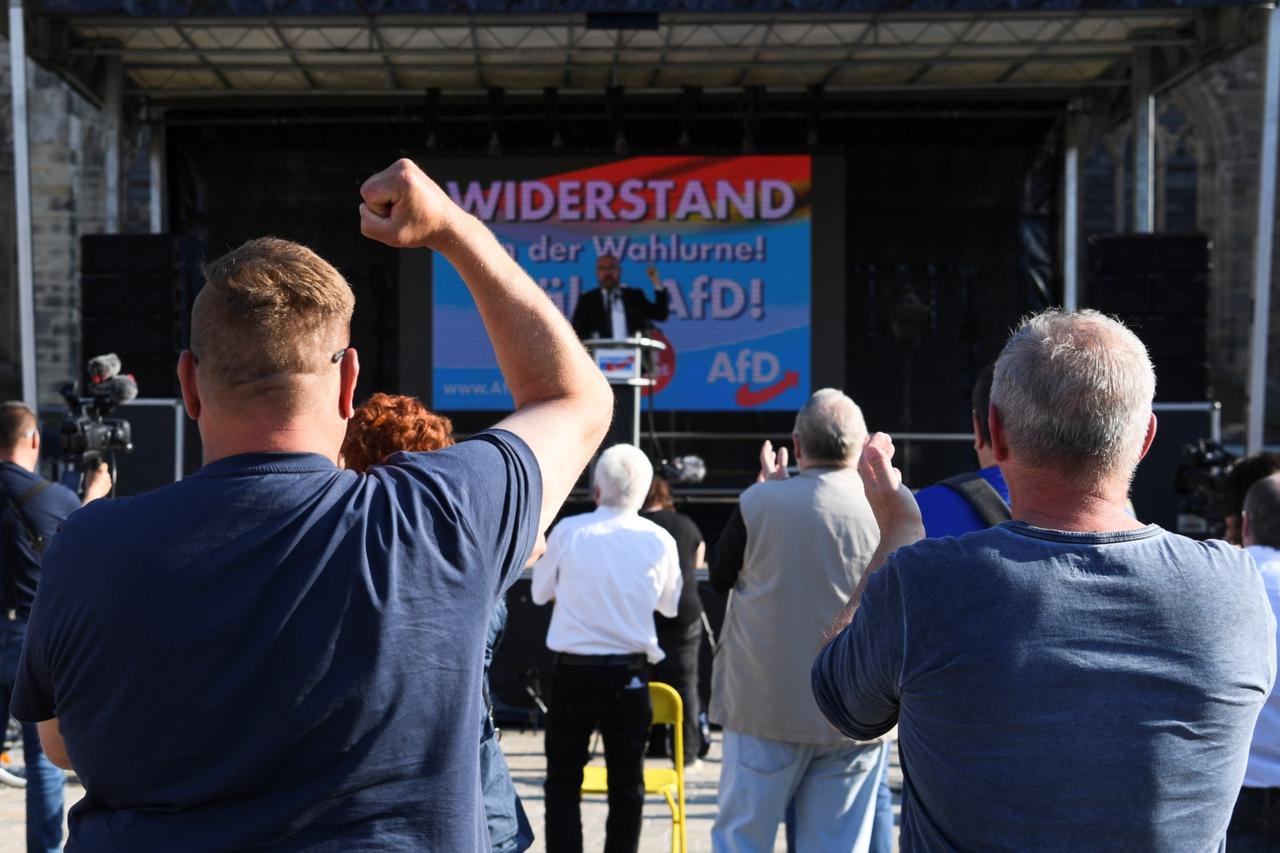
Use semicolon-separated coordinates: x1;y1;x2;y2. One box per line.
708;388;885;853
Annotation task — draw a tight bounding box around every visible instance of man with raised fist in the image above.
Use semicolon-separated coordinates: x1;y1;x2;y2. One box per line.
11;159;611;851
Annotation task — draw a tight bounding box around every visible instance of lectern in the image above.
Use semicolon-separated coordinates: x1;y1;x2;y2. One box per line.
582;336;668;449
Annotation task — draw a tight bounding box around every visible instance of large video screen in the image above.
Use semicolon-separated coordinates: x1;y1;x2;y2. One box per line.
431;156;811;412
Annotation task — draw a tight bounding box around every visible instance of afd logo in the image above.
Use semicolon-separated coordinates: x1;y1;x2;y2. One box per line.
600;355;637;374
707;349;800;408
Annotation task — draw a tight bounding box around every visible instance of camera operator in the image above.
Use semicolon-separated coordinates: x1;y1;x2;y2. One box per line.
0;402;109;852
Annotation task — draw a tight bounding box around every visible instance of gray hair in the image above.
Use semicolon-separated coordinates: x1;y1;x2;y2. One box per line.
593;444;654;511
1244;474;1280;549
794;388;867;464
990;308;1155;481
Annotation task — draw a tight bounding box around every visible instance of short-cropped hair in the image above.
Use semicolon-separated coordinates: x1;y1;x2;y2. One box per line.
594;444;654;512
1245;474;1280;549
341;393;453;473
971;363;996;445
192;237;355;394
1224;453;1280;519
0;402;36;451
794;388;867;464
991;309;1155;482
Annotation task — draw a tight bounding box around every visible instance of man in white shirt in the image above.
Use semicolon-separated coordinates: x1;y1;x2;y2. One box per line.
1230;472;1280;847
532;443;682;853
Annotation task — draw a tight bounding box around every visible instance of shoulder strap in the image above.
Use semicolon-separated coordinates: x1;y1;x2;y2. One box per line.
2;480;53;611
938;471;1011;528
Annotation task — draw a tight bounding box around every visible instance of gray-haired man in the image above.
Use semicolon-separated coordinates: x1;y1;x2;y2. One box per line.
532;443;682;853
709;389;885;853
813;309;1275;851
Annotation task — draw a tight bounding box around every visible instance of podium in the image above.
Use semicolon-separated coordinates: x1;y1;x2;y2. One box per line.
582;336;668;449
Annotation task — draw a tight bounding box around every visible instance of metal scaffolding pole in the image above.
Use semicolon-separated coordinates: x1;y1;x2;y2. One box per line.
103;57;123;232
148;118;166;233
1063;108;1082;311
1132;48;1155;234
9;0;36;408
1248;5;1280;454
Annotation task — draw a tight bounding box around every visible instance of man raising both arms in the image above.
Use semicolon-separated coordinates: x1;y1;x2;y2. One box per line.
10;159;611;851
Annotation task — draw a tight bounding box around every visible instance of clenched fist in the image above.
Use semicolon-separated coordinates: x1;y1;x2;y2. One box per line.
359;159;463;250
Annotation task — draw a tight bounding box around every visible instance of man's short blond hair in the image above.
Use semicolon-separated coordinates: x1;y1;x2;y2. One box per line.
192;237;355;394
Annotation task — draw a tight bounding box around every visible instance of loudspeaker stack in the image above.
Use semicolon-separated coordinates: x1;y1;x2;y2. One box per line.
1086;233;1211;401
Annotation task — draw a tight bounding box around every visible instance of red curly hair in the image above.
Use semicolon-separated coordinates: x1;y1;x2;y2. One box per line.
341;393;454;473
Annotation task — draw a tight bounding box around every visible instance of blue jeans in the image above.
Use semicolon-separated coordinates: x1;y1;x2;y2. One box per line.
713;730;885;853
786;745;894;853
0;617;64;853
868;743;894;853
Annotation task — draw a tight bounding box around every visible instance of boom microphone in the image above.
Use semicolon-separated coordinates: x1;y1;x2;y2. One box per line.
96;375;138;405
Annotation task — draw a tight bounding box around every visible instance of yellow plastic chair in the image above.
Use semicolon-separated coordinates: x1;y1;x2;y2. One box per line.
581;681;687;853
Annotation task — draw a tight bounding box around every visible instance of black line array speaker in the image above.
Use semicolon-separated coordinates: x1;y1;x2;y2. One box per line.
1086;233;1211;401
81;235;204;397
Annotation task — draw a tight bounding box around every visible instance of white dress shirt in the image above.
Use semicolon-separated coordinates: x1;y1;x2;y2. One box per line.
608;289;628;339
531;505;682;663
1245;543;1280;787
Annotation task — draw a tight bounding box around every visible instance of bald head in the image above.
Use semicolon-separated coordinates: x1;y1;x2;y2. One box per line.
793;388;867;466
1244;474;1280;549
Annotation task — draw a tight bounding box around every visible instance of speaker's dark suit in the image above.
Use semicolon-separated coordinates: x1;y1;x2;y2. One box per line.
571;286;670;340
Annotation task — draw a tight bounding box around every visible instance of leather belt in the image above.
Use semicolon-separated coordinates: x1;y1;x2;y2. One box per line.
554;652;647;667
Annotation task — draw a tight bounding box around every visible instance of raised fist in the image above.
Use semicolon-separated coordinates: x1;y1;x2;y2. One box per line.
359;158;461;250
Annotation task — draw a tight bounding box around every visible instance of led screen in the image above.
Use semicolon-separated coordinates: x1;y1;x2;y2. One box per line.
431;155;811;411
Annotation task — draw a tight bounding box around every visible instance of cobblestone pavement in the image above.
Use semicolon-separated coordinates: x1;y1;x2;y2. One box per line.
0;733;901;852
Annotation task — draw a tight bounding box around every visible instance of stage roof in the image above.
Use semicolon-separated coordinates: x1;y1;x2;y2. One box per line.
23;0;1268;103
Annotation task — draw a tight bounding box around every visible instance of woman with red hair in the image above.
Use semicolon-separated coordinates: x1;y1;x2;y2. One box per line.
340;392;455;467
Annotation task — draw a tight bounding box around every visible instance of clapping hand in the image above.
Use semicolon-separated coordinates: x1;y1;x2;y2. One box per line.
858;433;924;542
757;440;790;483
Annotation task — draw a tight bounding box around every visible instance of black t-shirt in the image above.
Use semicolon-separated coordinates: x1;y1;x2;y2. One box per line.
641;508;704;630
0;461;81;615
13;430;541;852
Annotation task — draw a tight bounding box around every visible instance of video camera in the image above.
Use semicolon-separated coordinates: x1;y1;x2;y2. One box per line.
58;353;137;470
1173;438;1237;539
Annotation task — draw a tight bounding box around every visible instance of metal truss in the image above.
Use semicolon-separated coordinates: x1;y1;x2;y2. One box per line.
25;7;1267;101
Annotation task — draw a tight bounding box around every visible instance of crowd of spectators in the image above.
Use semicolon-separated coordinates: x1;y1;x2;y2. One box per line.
1;157;1278;853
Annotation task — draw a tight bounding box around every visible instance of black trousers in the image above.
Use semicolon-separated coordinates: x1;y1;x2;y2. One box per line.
544;657;652;853
649;622;702;765
1227;786;1280;851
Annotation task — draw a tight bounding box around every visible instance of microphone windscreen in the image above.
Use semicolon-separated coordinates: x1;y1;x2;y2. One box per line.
87;353;122;383
106;375;139;404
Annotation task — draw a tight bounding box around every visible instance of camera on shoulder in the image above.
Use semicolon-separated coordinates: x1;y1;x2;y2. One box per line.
58;353;136;471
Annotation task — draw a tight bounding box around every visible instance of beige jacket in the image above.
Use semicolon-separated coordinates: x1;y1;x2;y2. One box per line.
710;466;880;744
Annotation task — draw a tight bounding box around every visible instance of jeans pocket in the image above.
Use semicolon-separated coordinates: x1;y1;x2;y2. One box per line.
736;734;798;775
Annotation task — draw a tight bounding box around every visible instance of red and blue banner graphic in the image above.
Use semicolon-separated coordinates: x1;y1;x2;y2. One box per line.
431;155;811;411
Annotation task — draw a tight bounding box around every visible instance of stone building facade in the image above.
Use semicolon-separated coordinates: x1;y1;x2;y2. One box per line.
1081;41;1279;441
0;37;150;409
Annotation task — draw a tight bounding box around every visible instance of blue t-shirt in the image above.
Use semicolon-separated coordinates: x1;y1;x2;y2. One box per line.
0;462;82;615
12;430;541;852
813;522;1276;852
914;465;1009;539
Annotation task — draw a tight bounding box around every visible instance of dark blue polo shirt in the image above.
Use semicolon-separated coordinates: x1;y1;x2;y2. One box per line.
0;461;82;615
11;430;541;852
